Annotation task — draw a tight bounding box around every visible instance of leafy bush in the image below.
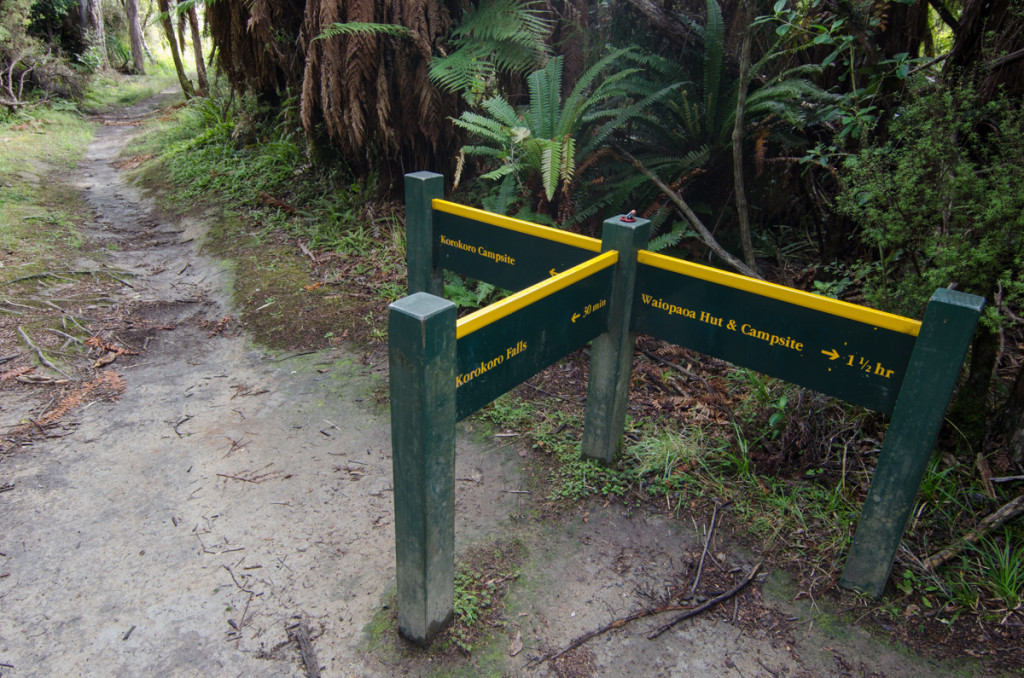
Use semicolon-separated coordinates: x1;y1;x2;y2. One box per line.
838;85;1024;328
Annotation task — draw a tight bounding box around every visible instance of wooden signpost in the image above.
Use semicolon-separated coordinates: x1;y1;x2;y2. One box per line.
389;171;984;643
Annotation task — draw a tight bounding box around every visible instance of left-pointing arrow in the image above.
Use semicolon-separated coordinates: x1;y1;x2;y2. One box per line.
549;268;557;276
571;312;580;323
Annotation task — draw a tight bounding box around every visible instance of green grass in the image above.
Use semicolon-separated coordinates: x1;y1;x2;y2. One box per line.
81;64;180;114
0;109;94;277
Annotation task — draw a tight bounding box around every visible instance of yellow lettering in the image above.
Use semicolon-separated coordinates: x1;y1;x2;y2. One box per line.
740;323;803;352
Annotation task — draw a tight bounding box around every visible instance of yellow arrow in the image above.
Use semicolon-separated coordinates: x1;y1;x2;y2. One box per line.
571;312;580;323
549;268;557;276
821;348;839;360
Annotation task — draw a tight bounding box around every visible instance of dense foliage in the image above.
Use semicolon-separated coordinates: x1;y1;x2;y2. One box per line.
194;0;1023;460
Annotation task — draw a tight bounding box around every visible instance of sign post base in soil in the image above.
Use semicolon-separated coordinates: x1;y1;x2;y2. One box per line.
841;288;984;596
388;293;457;644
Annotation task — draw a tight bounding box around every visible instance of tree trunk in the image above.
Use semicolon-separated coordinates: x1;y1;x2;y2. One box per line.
80;0;108;67
157;0;194;98
945;0;1024;99
186;3;208;95
126;0;146;74
731;8;756;274
1001;358;1024;466
950;328;999;453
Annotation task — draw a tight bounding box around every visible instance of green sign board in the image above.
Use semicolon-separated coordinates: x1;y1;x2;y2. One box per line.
455;252;615;420
632;252;921;414
434;200;601;291
392;172;984;644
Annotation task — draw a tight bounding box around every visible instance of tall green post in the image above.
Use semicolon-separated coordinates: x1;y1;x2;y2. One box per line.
405;172;444;296
388;292;457;643
841;288;984;597
581;214;651;463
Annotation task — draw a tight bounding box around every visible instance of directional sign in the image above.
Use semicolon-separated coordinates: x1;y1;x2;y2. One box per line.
433;200;601;291
631;251;921;414
455;251;616;420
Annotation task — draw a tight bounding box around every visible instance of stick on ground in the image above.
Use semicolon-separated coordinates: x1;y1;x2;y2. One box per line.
529;601;691;667
17;325;71;378
287;623;321;678
648;562;763;640
923;491;1024;571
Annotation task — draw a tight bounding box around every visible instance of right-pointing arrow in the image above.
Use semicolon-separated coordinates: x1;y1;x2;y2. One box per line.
821;348;840;360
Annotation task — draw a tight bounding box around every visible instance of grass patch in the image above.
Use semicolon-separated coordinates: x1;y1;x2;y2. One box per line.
0;109;94;279
81;65;180;114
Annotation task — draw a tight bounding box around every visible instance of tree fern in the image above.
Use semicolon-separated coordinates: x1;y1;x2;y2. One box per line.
429;0;552;102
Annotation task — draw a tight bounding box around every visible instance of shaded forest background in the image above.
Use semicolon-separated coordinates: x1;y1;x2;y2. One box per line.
3;1;1023;466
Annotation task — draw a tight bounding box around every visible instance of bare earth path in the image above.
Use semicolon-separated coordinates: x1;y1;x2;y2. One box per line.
0;94;521;677
0;95;990;677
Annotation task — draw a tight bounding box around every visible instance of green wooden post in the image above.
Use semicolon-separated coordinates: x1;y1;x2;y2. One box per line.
405;172;444;296
581;214;651;463
388;292;457;643
841;288;984;597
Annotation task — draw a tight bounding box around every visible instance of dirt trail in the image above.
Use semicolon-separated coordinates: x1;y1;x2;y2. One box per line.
0;94;521;676
0;95;991;677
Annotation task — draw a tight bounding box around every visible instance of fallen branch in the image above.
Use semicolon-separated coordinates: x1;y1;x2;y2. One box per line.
923;491;1024;571
17;325;71;378
287;623;321;678
614;146;761;279
689;502;721;599
648;562;762;639
530;601;691;667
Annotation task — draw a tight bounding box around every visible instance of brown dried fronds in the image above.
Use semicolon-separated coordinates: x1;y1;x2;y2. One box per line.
5;370;126;445
85;336;139;356
1;366;35;382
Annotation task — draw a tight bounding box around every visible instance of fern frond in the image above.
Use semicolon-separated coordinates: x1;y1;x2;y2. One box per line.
702;0;725;135
539;142;561;201
560;136;576;184
648;222;694;252
481;164;521;181
481;96;521;127
430;0;552;97
481;173;519;215
452;112;510;143
315;22;412;40
460;145;508;159
527;57;563;139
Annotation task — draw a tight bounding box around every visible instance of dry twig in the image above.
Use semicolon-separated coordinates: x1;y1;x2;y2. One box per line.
287;623;321;678
923;492;1024;571
17;325;71;378
648;562;763;639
